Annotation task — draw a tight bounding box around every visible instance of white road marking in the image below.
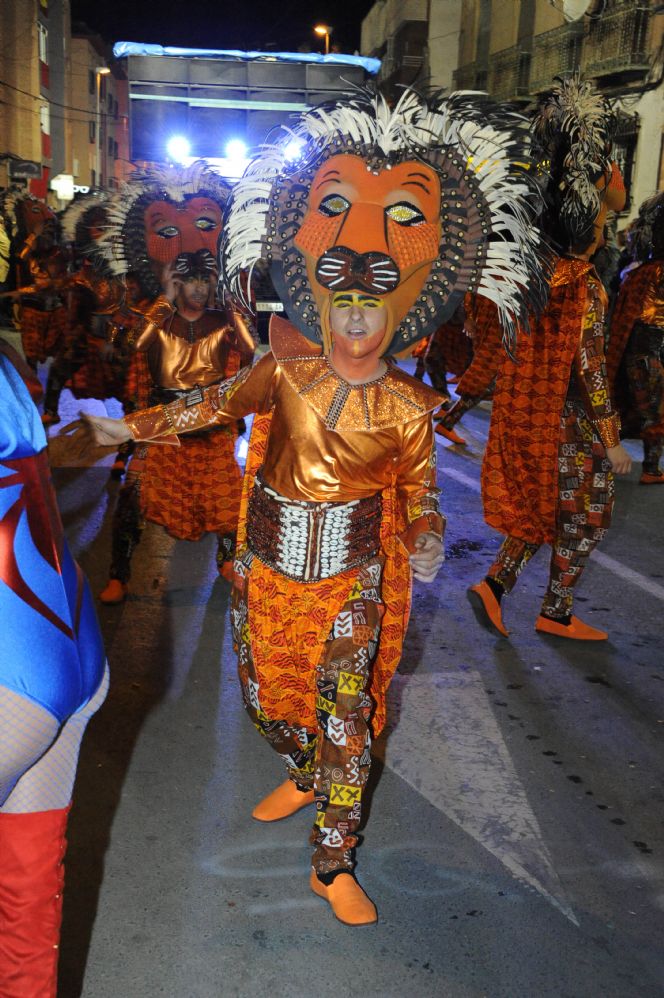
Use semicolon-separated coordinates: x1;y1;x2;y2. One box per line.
383;672;578;924
442;464;664;603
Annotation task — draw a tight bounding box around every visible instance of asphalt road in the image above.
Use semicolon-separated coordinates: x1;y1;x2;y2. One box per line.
26;355;663;998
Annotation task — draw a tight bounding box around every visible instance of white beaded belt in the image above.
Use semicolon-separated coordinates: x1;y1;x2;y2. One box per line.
246;473;382;583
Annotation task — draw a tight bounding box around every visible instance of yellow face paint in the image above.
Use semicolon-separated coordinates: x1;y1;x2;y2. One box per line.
331;292;386;310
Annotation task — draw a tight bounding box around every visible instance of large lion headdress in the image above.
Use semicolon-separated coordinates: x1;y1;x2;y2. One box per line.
223;86;547;355
532;75;623;255
97;161;231;297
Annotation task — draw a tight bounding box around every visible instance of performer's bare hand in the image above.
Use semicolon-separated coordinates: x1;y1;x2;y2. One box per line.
409;532;444;583
161;261;183;303
606;444;632;475
59;413;132;448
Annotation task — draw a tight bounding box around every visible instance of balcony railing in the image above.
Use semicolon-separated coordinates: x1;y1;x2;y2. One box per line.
487;46;531;101
529;22;584;93
584;1;651;78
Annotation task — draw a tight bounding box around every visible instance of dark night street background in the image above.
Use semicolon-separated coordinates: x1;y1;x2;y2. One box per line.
9;327;659;998
70;1;376;55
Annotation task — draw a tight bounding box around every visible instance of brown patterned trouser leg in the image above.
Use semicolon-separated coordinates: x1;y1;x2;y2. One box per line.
487;536;540;594
310;559;384;877
541;404;614;620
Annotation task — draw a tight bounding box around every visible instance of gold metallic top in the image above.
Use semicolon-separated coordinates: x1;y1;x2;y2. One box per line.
127;296;253;390
126;319;444;532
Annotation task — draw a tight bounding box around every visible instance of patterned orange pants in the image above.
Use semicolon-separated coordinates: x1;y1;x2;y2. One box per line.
232;554;385;876
109;428;241;582
488;402;614;619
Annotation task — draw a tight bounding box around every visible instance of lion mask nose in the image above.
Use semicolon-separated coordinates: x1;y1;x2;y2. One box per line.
315;247;400;295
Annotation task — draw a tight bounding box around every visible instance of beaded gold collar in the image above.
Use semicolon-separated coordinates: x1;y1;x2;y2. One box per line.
269;315;443;432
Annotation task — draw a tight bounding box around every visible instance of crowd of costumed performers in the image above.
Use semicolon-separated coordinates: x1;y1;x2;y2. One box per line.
70;84;547;926
0;72;659;967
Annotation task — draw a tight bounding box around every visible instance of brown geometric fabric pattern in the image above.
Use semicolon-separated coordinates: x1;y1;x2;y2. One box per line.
20;306;67;365
140;426;242;541
455;294;504;400
481;259;596;545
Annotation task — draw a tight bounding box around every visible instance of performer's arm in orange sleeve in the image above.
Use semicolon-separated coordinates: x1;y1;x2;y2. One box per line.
574;276;621;450
124;295;174;351
124;351;278;441
395;415;445;553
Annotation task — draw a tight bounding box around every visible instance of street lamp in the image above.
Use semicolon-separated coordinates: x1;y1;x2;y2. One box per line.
95;66;110;189
314;24;332;55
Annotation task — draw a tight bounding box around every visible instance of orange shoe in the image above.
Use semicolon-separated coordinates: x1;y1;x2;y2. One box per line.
218;560;234;583
640;471;664;484
435;423;466;446
41;411;60;427
535;615;607;641
99;579;128;604
309;870;377;926
251;780;315;822
467;580;509;636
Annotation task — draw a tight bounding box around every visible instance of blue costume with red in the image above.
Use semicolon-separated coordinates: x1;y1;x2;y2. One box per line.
0;346;108;997
0;353;105;720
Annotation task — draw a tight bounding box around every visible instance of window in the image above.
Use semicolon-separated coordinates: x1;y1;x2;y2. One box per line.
100;76;106;100
107;91;113;112
113;98;118;119
38;23;48;64
113;139;119;160
108;136;114;156
89;120;96;143
89;69;95;95
39;104;50;135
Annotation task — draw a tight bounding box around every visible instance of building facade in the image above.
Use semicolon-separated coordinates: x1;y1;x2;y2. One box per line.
454;0;664;221
361;0;463;95
70;31;131;191
0;3;131;206
0;0;72;199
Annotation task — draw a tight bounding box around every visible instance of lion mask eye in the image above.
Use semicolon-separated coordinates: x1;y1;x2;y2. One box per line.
156;224;180;239
385;202;425;226
318;193;351;217
195;216;218;231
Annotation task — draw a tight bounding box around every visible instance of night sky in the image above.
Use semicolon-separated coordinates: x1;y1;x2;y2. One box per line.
71;0;377;56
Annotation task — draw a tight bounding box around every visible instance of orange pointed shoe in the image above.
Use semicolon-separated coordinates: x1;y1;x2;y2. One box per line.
435;423;466;446
252;780;315;822
309;870;377;926
640;471;664;484
535;615;608;641
99;579;128;604
467;581;509;637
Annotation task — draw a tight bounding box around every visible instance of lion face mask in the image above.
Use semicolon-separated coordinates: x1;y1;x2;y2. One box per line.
223;88;547;357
